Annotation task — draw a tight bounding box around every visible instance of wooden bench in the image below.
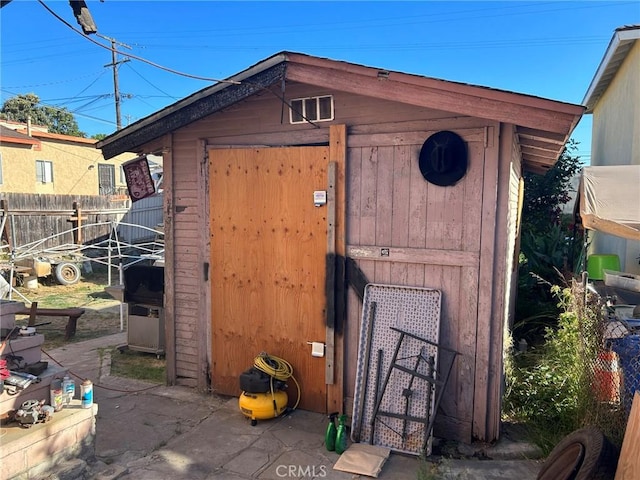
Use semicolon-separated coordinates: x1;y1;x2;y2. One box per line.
16;302;86;340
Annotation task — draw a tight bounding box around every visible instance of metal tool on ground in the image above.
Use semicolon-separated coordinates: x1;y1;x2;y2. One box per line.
370;326;457;455
14;399;54;428
353;301;377;442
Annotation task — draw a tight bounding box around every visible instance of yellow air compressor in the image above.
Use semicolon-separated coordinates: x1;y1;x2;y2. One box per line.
239;390;288;425
238;353;300;426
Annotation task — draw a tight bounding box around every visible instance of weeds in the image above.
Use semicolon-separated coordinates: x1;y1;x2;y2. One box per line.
504;280;627;453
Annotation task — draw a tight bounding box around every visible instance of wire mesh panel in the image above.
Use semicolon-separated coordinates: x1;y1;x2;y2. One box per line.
351;284;442;455
611;335;640;415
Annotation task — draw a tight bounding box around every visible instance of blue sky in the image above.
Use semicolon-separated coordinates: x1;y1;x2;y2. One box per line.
1;1;638;163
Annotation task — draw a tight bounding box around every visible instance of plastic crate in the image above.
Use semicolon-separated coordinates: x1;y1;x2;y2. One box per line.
603;270;640;293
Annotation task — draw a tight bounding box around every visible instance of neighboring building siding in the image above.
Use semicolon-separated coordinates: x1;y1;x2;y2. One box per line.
0;131;134;195
589;41;640;273
590;41;640;168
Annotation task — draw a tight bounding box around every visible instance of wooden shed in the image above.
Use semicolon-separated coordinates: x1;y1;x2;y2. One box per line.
97;52;584;443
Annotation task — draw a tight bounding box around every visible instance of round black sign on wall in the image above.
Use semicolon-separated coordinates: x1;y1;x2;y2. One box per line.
418;131;468;187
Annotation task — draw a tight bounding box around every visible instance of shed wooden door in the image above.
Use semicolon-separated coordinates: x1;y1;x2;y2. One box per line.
209;146;329;413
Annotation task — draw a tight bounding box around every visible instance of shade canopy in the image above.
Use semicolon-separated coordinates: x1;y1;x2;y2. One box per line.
579;165;640;241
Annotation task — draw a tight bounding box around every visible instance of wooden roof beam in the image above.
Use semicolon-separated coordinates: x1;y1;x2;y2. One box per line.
517;127;567;144
520;145;558;157
285;61;584;136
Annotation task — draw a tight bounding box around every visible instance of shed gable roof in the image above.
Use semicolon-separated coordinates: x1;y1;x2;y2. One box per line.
97;51;584;172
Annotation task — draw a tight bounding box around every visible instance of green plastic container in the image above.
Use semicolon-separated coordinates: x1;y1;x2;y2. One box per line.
325;412;338;452
587;254;620;280
335;414;348;454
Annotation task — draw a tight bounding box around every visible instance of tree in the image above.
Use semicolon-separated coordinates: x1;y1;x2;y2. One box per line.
522;139;582;235
0;93;86;137
515;139;583;340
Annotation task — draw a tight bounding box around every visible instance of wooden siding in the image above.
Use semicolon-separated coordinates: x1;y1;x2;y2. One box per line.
150;82;512;441
344;126;495;442
165;133;201;385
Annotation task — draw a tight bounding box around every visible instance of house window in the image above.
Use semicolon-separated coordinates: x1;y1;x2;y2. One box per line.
36;160;54;183
98;163;116;195
289;95;334;124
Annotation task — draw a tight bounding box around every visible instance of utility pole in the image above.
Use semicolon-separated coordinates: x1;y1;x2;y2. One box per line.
97;34;131;130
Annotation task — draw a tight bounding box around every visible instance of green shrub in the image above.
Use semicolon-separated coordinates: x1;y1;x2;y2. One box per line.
504;281;624;453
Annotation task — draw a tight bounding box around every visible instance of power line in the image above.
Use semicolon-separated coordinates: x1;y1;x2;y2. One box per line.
1;71;106;90
36;0;240;84
0;87;117;130
105;1;633;40
123;62;179;101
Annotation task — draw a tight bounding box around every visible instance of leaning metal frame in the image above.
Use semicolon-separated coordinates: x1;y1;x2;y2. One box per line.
0;221;165;331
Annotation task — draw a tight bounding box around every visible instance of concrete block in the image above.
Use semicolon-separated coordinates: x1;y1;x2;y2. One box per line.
0;401;97;479
0;333;44;365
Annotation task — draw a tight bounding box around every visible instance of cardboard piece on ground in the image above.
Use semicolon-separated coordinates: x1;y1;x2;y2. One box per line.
333;443;391;477
615;391;640;480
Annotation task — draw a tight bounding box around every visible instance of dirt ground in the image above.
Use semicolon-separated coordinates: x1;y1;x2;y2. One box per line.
10;269;126;350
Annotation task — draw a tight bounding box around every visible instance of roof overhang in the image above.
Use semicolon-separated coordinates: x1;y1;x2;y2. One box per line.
0;125;41;146
97;51;584;172
583;25;640;114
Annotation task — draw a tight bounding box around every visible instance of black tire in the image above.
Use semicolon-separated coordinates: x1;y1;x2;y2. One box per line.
54;262;81;285
537;426;619;480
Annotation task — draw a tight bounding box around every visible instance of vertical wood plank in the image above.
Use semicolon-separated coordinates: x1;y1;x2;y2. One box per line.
390;145;411;285
163;134;176;384
327;124;347;413
325;162;337;385
360;147;378;246
408;143;427;249
473;127;499;440
615;392;640;480
197;139;210;392
344;142;361;416
375;145;394;247
485;125;511;440
426;168;445;250
347;147;362;246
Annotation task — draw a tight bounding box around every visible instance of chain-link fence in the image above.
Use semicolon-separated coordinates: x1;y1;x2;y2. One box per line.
579;283;639;447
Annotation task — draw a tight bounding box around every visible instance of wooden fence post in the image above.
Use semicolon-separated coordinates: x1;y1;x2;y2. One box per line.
67;201;86;245
0;199;12;250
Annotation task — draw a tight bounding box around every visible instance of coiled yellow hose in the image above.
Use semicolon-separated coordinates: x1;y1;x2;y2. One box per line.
253;352;301;410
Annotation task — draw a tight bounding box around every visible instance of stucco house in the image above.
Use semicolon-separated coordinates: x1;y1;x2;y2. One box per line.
97;52;583;443
581;25;640;274
0;120;133;196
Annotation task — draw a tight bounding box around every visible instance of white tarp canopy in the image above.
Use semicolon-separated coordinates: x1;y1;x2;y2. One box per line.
579;165;640;241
